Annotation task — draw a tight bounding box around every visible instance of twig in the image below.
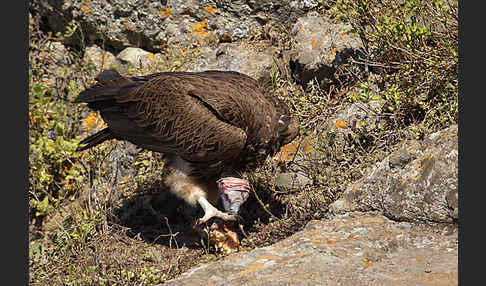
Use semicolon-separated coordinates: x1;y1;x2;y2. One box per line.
238;223;249;240
252;185;279;221
153;216;179;249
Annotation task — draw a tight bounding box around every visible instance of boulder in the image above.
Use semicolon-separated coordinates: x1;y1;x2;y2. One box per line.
289;12;364;88
33;0;170;51
187;42;277;84
326;98;385;146
83;45;117;72
31;0;321;53
330;125;458;223
161;212;457;285
115;47;163;72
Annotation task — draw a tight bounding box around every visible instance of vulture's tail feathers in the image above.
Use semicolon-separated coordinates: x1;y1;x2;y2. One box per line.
74;70;138;103
77;127;115;152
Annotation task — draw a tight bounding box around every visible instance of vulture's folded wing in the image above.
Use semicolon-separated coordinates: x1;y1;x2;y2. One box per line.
75;70;248;165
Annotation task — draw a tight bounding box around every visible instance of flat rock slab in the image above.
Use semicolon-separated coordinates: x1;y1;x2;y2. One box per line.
162;212;457;285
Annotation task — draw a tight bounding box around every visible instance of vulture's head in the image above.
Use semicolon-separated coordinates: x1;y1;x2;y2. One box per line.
215;111;299;217
217;177;251;215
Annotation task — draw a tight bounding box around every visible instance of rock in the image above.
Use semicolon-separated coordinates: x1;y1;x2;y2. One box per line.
330;125;458;224
289;12;364;88
31;0;321;53
107;141;139;185
167;0;320;45
44;41;71;66
246;0;319;26
83;45;117;72
161;212;457;285
326;98;385;146
34;0;170;51
187;42;277;84
165;0;258;45
115;47;162;71
275;172;312;190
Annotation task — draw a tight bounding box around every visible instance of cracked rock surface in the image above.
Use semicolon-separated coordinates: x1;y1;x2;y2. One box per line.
330;124;458;223
162;212;457;286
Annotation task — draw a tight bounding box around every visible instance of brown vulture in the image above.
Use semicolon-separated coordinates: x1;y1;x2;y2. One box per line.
75;69;299;236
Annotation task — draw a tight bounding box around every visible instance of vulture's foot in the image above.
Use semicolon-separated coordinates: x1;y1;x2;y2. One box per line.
196;196;239;225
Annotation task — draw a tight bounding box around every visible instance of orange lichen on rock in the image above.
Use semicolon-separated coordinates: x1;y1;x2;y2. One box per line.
158;8;172;18
273;136;314;167
311;37;322;49
191;19;210;38
335;119;347;128
204;6;215;15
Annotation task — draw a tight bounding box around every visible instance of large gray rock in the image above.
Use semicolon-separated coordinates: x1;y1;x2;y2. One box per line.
187;43;277;84
32;0;320;53
166;0;320;45
33;0;166;51
289;12;364;87
330;125;458;223
162;212;457;285
165;0;257;45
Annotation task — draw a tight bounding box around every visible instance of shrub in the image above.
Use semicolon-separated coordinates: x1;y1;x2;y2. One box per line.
29;13;88;225
334;0;458;132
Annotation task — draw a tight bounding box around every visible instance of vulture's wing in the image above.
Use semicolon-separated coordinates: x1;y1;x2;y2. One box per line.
75;70;251;165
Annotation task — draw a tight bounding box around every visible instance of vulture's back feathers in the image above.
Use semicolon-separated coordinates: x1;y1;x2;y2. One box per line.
75;70;299;178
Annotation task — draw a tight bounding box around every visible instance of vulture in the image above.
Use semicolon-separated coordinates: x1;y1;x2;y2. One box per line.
75;69;299;228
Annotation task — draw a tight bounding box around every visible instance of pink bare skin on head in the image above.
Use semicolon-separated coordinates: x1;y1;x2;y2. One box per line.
216;177;250;215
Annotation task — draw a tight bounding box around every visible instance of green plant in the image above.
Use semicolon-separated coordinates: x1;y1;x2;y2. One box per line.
348;82;381;103
335;0;458;131
28;13;90;225
29;79;84;219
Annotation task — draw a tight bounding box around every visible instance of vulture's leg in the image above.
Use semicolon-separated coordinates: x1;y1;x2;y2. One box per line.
196;196;238;224
165;157;238;224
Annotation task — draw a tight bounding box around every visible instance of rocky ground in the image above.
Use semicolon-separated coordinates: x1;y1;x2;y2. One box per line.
29;0;458;285
164;212;457;286
163;125;458;285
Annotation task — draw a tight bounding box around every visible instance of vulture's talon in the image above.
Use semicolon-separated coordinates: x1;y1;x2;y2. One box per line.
196;196;238;225
197;210;238;225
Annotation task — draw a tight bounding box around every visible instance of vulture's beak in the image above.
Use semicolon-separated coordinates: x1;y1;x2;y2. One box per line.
216;177;250;215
